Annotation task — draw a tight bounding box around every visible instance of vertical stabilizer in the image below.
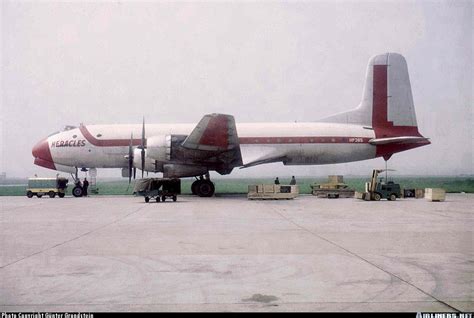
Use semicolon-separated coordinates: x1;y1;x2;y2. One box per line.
319;52;429;159
319;52;419;135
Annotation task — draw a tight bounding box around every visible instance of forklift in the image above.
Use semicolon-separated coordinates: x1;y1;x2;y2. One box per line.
362;169;402;201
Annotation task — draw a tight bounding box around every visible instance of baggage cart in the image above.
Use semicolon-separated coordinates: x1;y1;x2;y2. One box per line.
134;178;181;203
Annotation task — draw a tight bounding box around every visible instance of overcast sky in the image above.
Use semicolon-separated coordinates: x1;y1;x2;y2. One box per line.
1;0;472;178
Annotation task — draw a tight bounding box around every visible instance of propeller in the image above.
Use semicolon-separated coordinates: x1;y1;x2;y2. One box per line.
140;117;146;178
126;117;147;183
127;133;134;184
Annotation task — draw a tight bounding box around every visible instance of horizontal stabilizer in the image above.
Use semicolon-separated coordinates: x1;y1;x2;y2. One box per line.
368;136;430;145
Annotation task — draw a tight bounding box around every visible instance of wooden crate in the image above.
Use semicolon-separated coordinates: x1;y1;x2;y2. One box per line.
415;188;425;199
328;175;344;184
425;188;446;202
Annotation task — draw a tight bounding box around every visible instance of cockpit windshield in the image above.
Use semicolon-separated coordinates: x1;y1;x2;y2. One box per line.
47;125;78;137
47;131;60;137
62;125;77;131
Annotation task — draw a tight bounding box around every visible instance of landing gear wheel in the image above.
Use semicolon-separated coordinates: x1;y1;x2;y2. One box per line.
389;194;397;201
191;180;200;195
374;193;381;201
48;191;56;198
27;191;33;198
145;197;150;203
72;186;83;197
196;180;215;197
58;192;65;198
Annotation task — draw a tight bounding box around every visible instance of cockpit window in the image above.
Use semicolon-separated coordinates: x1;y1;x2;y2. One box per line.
62;125;77;131
48;131;60;137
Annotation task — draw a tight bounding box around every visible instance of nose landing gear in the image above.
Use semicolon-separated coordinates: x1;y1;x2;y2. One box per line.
191;174;215;197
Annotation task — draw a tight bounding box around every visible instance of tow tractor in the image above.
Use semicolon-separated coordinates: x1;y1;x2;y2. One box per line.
26;177;68;198
357;169;402;201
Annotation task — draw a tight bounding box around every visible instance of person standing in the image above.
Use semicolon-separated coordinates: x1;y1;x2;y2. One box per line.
290;176;296;185
83;178;89;197
274;177;280;185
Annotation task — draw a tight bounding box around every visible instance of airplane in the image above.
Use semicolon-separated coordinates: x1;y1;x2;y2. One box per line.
32;52;430;197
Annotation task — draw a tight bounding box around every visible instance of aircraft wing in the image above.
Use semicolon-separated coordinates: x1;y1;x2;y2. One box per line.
182;114;239;151
181;113;243;169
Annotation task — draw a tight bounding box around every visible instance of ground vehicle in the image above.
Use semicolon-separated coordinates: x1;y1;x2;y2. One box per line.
361;169;402;201
133;178;181;202
26;177;68;198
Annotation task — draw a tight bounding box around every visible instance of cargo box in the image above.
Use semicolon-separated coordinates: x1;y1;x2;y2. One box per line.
248;184;299;200
328;175;344;184
425;188;446;202
415;189;425;199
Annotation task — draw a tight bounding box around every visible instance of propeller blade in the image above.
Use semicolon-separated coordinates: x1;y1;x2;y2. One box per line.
141;117;146;178
128;133;133;184
141;150;145;178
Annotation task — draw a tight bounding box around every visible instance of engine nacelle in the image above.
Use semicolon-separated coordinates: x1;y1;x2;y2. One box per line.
163;164;208;178
146;135;171;162
133;148;163;172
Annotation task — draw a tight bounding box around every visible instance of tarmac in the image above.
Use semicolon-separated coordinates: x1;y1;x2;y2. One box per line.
0;194;472;312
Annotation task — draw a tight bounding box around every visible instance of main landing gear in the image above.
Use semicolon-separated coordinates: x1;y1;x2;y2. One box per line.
191;174;215;197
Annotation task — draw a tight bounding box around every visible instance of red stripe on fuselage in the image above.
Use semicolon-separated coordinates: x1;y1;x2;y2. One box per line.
239;136;372;144
79;124;142;147
79;125;373;146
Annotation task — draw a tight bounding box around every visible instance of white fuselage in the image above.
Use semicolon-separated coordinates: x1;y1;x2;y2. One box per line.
47;122;376;170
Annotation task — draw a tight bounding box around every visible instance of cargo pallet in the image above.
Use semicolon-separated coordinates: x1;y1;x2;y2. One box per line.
248;184;299;200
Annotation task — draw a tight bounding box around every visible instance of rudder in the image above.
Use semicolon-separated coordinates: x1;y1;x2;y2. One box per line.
320;52;420;137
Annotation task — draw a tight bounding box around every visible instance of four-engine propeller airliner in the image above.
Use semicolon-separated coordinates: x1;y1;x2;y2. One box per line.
32;53;430;197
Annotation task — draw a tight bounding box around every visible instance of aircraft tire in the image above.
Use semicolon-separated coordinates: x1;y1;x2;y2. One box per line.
196;180;215;197
191;180;200;195
72;186;83;197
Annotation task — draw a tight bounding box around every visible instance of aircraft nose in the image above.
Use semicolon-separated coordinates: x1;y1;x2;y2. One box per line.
32;138;52;161
32;138;56;170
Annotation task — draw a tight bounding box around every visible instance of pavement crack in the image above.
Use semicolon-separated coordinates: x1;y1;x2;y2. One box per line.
0;205;147;270
265;203;462;313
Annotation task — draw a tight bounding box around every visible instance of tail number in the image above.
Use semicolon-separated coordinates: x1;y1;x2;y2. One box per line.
349;137;364;143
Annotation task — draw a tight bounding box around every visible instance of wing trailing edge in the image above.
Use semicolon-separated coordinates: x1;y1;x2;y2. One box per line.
240;155;287;169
